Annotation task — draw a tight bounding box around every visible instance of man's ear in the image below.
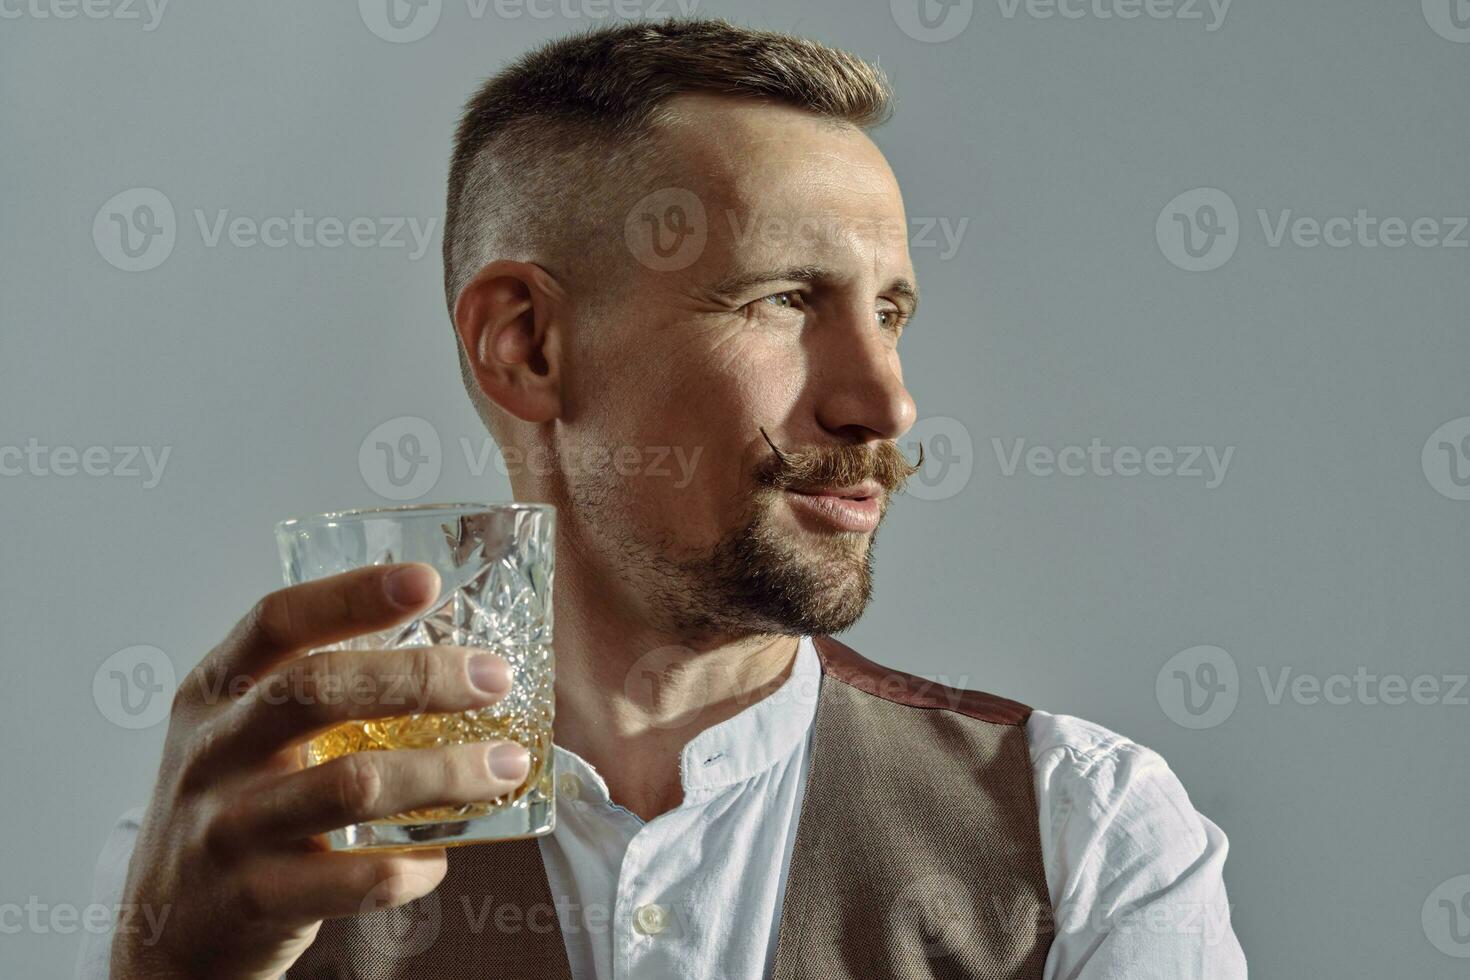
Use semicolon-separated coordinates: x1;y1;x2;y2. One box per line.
453;260;565;425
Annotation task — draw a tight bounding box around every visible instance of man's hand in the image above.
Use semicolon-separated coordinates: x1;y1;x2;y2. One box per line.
111;563;529;980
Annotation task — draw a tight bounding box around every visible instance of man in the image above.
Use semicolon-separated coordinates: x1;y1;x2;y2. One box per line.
82;17;1246;980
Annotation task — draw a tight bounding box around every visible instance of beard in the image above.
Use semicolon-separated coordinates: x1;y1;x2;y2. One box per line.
563;434;916;642
661;489;880;639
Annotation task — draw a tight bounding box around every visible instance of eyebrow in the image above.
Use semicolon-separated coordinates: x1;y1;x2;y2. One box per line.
709;264;920;317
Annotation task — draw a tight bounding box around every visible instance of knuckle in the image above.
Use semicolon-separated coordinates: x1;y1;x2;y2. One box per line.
336;753;383;819
248;589;296;653
282;658;322;715
340;575;376;627
452;745;493;796
369;858;431;908
171;673;197;715
235;872;273;926
407;647;438;708
174;658;227;714
176;723;223;795
198;797;238;863
279;654;341;725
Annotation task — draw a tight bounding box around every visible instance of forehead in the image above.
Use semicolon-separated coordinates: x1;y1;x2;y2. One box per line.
647;92;912;272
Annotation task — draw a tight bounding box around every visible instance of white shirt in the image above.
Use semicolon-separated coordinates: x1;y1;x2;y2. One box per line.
76;636;1247;979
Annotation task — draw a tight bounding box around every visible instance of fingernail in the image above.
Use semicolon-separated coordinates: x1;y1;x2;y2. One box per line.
384;565;437;608
488;742;530;780
468;654;512;694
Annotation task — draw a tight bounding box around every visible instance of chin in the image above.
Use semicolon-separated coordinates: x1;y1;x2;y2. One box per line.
728;519;878;635
647;490;884;638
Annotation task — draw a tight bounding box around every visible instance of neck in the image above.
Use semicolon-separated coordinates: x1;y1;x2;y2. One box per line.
550;551;802;822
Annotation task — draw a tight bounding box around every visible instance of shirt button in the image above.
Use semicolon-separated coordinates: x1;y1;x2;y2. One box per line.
557;772;581;802
633;902;668;935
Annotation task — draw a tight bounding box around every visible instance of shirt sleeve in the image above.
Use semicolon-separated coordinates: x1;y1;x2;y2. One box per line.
1026;711;1247;980
73;806;144;980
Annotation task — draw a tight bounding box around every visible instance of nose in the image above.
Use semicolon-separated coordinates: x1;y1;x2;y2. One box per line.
808;304;917;444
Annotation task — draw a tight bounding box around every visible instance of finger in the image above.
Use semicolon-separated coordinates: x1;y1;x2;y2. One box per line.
233;848;449;927
216;741;533;845
179;564;441;709
211;645;514;765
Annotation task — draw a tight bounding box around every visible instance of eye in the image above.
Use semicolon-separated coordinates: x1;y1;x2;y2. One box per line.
758;291;804;311
877;307;910;334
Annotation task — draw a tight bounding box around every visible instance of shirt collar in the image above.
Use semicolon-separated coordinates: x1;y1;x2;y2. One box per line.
678;634;822;792
552;635;822;804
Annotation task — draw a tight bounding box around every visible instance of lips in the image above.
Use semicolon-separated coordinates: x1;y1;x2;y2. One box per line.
783;483;883;532
786;481;883;501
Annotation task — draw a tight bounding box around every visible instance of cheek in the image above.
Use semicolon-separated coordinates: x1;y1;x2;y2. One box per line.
586;333;803;535
668;346;803;505
676;328;807;427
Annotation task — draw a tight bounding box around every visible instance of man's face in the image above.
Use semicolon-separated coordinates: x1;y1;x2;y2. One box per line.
558;92;918;640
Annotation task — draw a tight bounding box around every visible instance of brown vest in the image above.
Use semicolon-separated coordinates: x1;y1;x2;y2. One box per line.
287;635;1054;979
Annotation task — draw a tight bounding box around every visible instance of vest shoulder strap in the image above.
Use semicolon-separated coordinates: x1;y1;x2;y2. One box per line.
812;633;1033;725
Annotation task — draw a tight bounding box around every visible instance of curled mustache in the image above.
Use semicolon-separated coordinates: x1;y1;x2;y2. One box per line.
757;426;923;497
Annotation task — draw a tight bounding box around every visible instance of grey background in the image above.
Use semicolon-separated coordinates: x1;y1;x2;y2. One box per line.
3;0;1468;976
